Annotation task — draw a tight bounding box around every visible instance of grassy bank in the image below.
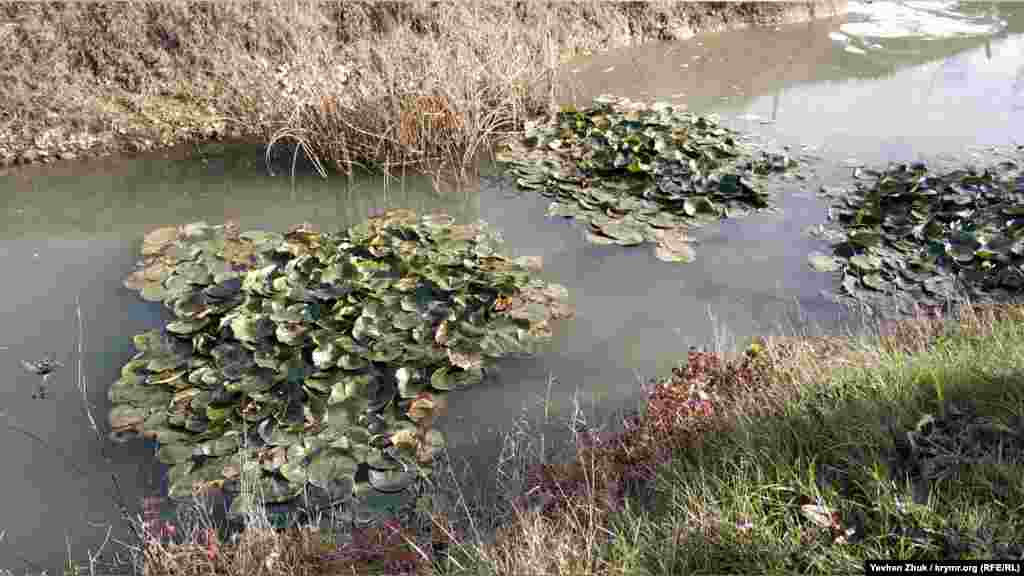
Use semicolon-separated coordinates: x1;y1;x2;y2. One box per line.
96;302;1023;575
0;1;845;173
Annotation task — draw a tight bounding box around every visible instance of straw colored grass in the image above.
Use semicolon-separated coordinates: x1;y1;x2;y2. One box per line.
0;1;844;170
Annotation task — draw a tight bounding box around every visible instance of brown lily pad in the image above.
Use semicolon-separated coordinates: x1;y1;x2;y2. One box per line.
141;226;181;255
447;348;483;370
653;228;696;263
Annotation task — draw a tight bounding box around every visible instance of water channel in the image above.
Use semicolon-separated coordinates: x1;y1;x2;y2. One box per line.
1;1;1021;571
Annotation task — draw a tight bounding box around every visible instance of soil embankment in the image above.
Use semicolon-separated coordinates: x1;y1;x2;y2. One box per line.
0;1;846;170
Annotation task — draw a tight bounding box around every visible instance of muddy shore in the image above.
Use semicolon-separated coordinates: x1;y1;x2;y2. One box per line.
0;1;846;170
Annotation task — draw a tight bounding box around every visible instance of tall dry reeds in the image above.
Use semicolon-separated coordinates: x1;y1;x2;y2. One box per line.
263;1;562;183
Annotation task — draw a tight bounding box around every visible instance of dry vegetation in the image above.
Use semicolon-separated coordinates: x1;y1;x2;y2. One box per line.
83;302;1023;575
12;293;1019;575
0;1;842;172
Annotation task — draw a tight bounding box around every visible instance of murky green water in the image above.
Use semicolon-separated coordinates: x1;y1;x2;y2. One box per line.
2;2;1022;571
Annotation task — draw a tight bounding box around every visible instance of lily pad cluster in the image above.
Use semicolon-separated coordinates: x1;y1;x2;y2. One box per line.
113;211;573;515
496;95;797;262
807;158;1024;315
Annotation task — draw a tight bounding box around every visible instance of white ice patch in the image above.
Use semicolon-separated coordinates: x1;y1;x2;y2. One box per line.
841;0;1006;40
828;31;850;44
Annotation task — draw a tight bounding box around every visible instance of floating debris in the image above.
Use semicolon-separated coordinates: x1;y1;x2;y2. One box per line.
20;357;63;376
807;156;1024;316
496;95;797;263
19;356;61;400
114;212;573;514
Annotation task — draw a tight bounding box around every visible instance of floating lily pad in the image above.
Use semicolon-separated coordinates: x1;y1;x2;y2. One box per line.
115;213;574;517
594;220;645;245
157;443;195;464
498;96;796;262
141;227;180;255
807;251;842;273
140;282;169;302
862;273;891;292
167;317;213;335
368;467;418;493
653;228;697;263
430;365;484;391
849;253;883;271
808;156;1024;313
108;404;149;435
307;449;358;492
923;276;956;298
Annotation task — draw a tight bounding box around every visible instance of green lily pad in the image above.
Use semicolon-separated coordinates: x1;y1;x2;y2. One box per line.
862;273;891;292
430;366;484;391
367;467;418;493
279;456;309;485
157;443;195;464
167;317;213;335
307;448;358;491
140;282;168;302
807;158;1024;314
807;252;843;273
233;367;276;393
595;220;645;246
496;96;796;262
923;276;956;298
849;253;883;271
108;378;172;407
117;214;574;513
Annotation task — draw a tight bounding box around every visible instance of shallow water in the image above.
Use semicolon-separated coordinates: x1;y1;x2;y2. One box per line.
2;2;1022;571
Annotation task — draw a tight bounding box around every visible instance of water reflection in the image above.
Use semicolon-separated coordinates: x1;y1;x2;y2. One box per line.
1;146;482;240
558;4;1020;118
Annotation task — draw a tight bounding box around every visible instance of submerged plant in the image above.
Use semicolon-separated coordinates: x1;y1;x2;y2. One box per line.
496;95;797;262
807;156;1024;316
113;211;573;518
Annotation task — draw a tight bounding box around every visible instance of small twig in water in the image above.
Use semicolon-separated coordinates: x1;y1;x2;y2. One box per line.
76;298;102;443
72;298;141;557
86;523;114;576
0;410;92;479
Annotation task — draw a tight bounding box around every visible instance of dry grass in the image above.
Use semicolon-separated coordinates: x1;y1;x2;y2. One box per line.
0;1;842;170
32;298;1024;575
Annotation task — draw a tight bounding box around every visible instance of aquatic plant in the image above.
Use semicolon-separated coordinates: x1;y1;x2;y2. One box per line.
807;157;1024;316
113;211;572;516
496;95;797;262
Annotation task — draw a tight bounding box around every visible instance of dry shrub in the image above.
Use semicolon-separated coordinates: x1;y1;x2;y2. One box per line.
141;521;431;576
519;347;774;525
398;94;465;149
476;346;782;574
314;519;427;576
267;1;559;180
953;302;1024;337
